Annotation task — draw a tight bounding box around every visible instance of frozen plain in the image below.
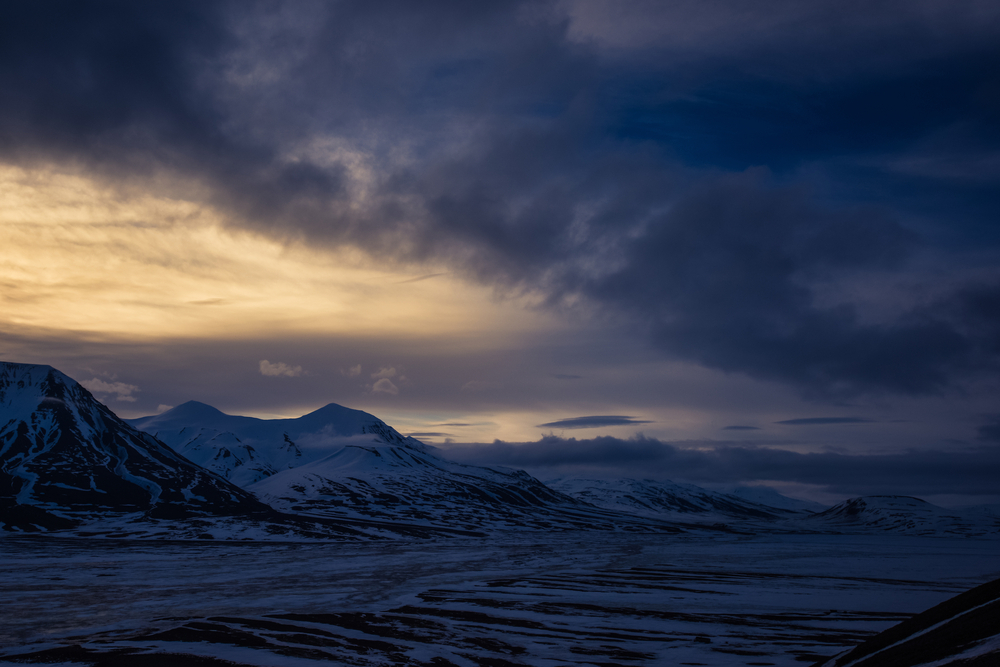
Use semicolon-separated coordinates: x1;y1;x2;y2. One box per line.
1;533;998;666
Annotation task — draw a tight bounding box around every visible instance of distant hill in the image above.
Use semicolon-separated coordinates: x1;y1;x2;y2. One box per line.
804;495;997;537
724;485;828;513
545;477;810;525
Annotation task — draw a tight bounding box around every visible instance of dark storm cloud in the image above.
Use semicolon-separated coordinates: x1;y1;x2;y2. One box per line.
537;415;652;429
574;172;976;397
0;2;234;170
775;418;871;425
443;435;1000;497
977;416;1000;442
4;1;999;398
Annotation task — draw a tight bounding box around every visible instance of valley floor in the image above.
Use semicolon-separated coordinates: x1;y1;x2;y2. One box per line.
1;533;997;666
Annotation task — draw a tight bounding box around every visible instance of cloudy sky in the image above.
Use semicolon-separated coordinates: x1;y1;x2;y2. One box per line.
2;1;999;504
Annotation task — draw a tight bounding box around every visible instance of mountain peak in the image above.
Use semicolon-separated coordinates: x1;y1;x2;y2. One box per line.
0;361;95;420
300;402;370;420
0;360;55;373
168;400;230;418
1;361;63;400
1;363;271;531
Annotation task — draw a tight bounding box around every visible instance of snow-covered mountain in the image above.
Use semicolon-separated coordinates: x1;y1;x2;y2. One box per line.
0;363;509;540
0;362;271;532
545;477;808;525
130;403;700;532
128;400;426;486
804;496;998;537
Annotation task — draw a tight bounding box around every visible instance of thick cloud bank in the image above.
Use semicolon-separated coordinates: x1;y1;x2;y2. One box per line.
2;1;999;398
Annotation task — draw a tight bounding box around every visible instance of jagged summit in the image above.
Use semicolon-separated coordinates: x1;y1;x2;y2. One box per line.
0;361;271;532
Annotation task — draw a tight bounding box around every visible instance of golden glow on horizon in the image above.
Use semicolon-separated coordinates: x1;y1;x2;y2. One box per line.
0;164;555;344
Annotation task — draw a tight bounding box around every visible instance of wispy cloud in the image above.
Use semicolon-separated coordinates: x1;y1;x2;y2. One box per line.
372;378;399;395
395;273;447;284
537;415;652;429
460;380;500;392
81;378;139;402
259;360;305;377
775;417;871;425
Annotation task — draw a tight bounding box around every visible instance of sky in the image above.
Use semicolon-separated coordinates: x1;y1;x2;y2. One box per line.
2;0;999;505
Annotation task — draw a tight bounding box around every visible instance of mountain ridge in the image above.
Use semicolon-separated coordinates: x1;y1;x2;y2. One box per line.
127;400;427;487
6;360;998;539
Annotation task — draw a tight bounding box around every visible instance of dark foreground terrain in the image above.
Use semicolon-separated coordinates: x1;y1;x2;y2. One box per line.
1;534;997;666
815;576;1000;667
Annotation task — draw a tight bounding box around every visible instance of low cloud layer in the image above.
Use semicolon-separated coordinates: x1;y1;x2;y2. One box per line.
775;417;871;425
442;435;1000;499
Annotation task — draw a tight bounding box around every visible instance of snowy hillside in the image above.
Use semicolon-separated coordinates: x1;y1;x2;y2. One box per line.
545;477;807;525
816;576;1000;666
804;496;998;537
0;362;271;532
246;441;672;531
